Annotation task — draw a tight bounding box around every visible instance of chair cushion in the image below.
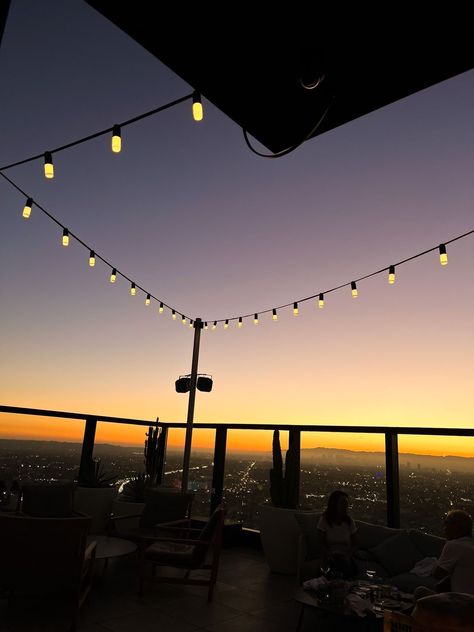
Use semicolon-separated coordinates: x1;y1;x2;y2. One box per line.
145;541;197;567
409;529;445;559
140;488;192;528
355;520;401;551
413;592;474;632
21;483;74;517
294;512;321;559
369;531;422;576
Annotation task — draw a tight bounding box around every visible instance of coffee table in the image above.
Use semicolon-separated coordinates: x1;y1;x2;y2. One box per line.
87;535;137;574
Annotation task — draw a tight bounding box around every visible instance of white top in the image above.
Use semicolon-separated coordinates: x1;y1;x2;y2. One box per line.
317;514;357;557
437;536;474;594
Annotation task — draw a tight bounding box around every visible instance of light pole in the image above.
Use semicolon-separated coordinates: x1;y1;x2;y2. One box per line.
181;317;202;491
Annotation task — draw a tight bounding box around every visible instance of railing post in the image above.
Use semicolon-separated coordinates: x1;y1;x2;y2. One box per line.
78;417;97;484
156;426;168;485
210;427;227;514
385;432;400;528
289;428;301;507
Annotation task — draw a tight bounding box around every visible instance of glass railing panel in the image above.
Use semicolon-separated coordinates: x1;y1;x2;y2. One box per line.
300;431;386;525
398;434;474;536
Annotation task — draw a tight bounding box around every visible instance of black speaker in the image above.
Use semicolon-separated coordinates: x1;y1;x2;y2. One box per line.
197;376;213;392
175;377;191;393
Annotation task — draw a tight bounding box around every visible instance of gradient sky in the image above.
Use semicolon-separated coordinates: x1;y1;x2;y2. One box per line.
0;1;473;456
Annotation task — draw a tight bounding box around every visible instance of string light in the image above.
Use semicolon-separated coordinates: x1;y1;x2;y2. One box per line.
388;265;396;284
192;91;203;121
62;228;69;247
130;282;136;296
172;310;177;320
182;315;186;324
111;125;121;153
439;244;448;266
212;321;217;330
145;294;151;306
272;309;278;321
44;152;54;179
238;317;243;328
204;322;208;330
159;302;164;313
189;320;194;328
224;320;229;329
293;302;299;315
89;250;95;267
318;293;324;308
110;268;117;283
254;313;259;325
22;197;33;218
351;281;358;298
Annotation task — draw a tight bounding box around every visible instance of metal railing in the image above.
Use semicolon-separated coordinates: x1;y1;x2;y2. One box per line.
1;404;473;528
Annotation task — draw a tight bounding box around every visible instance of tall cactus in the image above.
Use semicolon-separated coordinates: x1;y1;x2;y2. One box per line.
144;423;164;486
269;429;299;508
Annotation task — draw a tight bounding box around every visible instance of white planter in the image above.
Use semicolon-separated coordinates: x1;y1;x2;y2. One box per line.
259;504;307;575
111;499;145;534
73;486;118;534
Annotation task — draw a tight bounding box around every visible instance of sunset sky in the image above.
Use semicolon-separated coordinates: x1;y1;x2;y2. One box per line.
0;2;473;457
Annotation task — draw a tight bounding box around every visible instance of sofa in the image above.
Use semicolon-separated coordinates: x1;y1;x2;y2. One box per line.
295;513;445;593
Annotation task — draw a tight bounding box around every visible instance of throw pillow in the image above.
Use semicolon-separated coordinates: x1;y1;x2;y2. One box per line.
409;529;445;559
369;531;421;576
294;512;321;559
355;520;401;550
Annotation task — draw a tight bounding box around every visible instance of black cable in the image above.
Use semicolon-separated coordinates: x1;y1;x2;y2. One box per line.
243;96;334;159
0;93;193;172
0;170;191;321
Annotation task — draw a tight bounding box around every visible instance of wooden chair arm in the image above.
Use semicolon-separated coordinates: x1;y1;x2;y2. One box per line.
141;535;206;546
110;513;143;522
84;540;97;560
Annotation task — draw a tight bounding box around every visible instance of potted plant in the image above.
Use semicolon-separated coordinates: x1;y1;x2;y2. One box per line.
74;459;118;534
259;429;307;574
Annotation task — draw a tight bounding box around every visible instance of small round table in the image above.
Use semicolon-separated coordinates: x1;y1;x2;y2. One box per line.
87;535;137;574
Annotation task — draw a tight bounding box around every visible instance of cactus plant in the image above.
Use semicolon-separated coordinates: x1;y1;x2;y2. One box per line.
269;429;299;509
144;424;164;486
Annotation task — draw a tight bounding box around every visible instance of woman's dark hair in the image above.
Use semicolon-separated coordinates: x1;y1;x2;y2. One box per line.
324;490;351;527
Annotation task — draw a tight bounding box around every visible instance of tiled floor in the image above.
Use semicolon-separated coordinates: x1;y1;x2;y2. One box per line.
0;546;375;631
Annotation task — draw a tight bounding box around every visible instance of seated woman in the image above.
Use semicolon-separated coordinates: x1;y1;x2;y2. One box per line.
317;490;358;580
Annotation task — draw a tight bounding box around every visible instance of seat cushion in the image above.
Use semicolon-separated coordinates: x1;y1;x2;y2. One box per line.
355;520;401;550
409;529;445;559
369;531;422;576
390;571;437;593
294;512;321;559
21;483;74;517
145;541;197;567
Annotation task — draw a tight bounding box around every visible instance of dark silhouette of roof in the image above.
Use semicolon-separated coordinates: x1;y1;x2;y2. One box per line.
85;4;472;153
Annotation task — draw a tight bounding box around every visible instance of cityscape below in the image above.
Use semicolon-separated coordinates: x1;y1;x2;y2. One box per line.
0;439;472;537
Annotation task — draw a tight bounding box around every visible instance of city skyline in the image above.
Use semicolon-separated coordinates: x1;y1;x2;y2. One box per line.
0;2;473;455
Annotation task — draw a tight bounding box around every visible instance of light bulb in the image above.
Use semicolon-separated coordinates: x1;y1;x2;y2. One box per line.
159;302;164;313
293;302;299;315
224;320;229;329
212;321;217;330
238;317;243;328
22;197;33;218
172;310;176;320
272;308;278;321
145;294;151;306
189;320;193;328
254;313;259;325
110;268;117;283
111;124;121;153
89;250;95;267
192;91;203;121
388;265;395;284
204;322;208;330
351;281;358;298
439;244;448;266
44;152;54;179
130;282;136;296
62;228;69;246
318;293;324;308
182;315;186;324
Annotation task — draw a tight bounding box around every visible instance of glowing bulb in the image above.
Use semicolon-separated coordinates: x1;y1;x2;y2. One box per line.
272;308;278;321
182;315;186;324
224;320;229;329
189;320;194;328
130;282;136;296
318;293;324;309
212;321;217;330
172;310;176;320
111;124;121;153
89;250;95;267
204;322;208;330
145;294;151;306
22;197;33;218
110;268;117;283
159;302;164;313
62;228;69;246
238;317;243;328
439;244;448;266
388;265;395;284
293;302;299;316
44;152;54;179
192;91;203;121
254;313;259;325
351;281;358;298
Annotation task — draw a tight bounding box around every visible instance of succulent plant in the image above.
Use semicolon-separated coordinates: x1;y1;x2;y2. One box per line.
269;429;299;509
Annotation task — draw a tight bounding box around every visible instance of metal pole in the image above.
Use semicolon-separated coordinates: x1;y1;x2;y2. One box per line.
78;417;97;484
211;427;227;514
181;318;202;491
385;432;400;528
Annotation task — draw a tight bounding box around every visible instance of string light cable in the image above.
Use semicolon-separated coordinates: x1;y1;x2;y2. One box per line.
203;229;474;326
0;93;195;173
0;170;192;323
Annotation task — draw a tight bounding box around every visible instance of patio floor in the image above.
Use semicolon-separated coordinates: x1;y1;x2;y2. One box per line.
0;544;366;632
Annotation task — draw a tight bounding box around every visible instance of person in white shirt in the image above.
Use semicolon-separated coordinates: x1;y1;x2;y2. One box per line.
317;490;358;579
415;509;474;599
